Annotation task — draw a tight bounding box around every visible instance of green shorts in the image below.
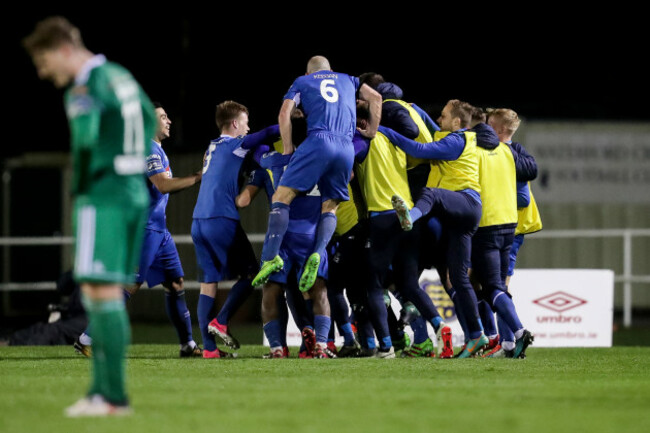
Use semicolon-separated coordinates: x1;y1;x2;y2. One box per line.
73;196;148;285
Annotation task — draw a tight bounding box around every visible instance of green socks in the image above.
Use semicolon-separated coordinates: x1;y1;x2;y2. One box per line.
83;296;131;405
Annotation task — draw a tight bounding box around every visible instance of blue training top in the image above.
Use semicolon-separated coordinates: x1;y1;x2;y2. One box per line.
284;71;359;139
145;140;170;232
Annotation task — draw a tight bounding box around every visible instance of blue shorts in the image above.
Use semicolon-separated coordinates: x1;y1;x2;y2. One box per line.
507;234;525;276
268;231;328;285
135;229;184;287
279;132;353;202
191;217;258;283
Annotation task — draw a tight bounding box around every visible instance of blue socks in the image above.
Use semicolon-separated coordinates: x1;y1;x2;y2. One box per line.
430;316;444;332
277;295;289;347
448;288;469;341
411;316;429;345
197;294;216;351
410;207;423;223
381;336;393;350
216;278;253;324
426;216;443;241
164;290;193;345
340;322;355;346
313;213;337;259
367;288;391;348
455;288;483;339
478;300;498;338
261;202;290;261
314;315;331;344
498;313;515;343
492;290;523;335
263;320;283;349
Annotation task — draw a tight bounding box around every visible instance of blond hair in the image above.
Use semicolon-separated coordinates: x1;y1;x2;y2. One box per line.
22;16;84;55
486;108;521;134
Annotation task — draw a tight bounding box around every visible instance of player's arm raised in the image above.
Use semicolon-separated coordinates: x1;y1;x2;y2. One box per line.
357;83;382;139
149;170;202;195
278;99;296;155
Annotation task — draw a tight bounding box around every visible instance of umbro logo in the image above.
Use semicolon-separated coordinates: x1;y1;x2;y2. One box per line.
533;291;587;313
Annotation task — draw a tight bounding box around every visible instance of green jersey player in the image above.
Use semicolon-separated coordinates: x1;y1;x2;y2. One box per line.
23;16;155;417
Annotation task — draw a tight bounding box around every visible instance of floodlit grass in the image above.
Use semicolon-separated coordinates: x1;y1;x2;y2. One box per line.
1;345;650;433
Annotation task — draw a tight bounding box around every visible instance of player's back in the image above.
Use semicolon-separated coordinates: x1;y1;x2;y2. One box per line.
65;59;154;203
287;71;359;139
193;136;249;220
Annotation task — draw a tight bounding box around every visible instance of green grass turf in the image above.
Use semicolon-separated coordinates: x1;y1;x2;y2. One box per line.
1;346;650;433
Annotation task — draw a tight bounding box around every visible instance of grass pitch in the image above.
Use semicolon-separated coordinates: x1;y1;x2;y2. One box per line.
1;345;649;433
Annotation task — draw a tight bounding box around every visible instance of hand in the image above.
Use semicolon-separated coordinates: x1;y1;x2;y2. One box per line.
194;170;203;183
356;126;376;139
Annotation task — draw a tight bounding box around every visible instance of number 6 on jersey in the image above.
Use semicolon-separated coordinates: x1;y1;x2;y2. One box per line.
320;79;339;103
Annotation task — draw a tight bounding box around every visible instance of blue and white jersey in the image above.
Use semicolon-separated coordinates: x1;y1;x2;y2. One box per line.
145;140;170;232
284;71;359;139
259;151;321;235
193;135;251;220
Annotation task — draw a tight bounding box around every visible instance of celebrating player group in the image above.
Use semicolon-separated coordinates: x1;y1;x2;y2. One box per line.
24;15;542;417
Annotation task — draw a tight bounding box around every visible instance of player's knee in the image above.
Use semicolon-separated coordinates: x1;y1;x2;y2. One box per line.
309;278;328;299
272;186;297;204
163;277;184;292
321;199;340;214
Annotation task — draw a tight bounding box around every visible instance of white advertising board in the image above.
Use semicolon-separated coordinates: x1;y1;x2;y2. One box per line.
507;269;614;347
418;268;614;348
264;269;614;349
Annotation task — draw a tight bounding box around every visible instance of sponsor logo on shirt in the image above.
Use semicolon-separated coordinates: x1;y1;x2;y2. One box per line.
66;94;94;118
146;154;164;172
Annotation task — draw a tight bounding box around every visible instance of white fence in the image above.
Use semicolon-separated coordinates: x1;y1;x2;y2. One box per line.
1;229;649;327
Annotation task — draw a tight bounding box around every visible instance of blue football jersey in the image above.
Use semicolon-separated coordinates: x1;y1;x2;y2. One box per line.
259;151;321;235
284;71;359;139
145;140;171;232
193;135;250;220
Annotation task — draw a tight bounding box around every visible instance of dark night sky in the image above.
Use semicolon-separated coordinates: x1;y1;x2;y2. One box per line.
5;9;645;160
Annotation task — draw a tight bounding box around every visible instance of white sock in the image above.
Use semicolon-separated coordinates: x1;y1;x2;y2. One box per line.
79;333;92;345
514;328;525;340
502;341;516;351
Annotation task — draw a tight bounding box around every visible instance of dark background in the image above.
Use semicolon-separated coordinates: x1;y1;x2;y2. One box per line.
5;9;646;160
